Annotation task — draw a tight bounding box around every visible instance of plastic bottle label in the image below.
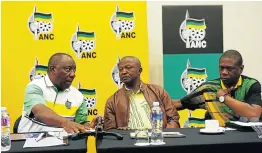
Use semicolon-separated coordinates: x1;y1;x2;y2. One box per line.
152;113;162;120
1;118;8;126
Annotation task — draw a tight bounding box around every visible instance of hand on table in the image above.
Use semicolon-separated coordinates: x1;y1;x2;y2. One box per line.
61;120;89;134
117;126;129;130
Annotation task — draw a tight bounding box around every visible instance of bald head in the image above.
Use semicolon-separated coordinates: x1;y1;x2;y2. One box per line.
48;53;73;73
120;56;141;68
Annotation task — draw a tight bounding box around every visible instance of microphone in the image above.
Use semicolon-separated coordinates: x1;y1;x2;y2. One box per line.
96;115;103;130
70;116;123;141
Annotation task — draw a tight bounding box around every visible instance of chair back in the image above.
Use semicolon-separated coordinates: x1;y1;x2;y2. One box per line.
13;116;22;133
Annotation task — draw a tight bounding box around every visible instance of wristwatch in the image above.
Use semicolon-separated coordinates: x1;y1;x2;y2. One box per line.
219;94;228;103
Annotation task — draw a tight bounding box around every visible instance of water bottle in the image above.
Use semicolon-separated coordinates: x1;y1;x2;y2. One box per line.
151;102;164;145
183;119;190;128
1;107;11;151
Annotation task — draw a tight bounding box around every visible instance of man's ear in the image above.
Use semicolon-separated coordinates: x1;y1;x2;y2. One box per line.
240;65;244;73
49;65;56;74
138;67;143;74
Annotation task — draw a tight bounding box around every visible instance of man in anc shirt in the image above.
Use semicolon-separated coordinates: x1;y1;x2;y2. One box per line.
18;53;100;133
175;50;262;126
104;56;180;130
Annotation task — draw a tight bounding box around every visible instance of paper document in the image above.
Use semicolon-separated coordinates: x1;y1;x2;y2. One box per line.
230;121;262;127
23;136;67;148
11;133;45;141
224;127;237;130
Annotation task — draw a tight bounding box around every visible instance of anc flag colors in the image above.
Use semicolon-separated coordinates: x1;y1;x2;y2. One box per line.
35;65;48;75
186;19;206;29
188;117;205;128
34;12;52;22
77;31;95;41
116;11;134;20
79;88;96;98
187;68;207;78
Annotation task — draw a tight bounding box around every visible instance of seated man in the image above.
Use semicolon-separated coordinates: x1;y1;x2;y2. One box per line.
175;50;262;126
18;53;98;133
104;56;180;130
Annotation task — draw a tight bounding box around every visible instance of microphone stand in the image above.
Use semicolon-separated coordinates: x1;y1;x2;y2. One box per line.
95;124;123;150
69;121;123;151
69;126;123;141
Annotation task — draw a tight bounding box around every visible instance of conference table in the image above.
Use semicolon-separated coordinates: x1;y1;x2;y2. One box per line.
6;128;262;153
6;137;87;153
97;128;262;153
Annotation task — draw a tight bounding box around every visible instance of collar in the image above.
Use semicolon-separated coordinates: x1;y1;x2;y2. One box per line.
221;76;242;89
44;75;71;92
124;81;143;94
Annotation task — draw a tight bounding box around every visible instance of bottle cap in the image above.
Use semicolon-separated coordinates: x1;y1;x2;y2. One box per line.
1;107;7;112
153;102;159;106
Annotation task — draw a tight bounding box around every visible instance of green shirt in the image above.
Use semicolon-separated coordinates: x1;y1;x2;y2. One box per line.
18;75;89;132
181;75;262;126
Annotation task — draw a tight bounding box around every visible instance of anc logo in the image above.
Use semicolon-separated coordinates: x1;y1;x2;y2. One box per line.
29;57;48;81
180;59;207;94
111;56;122;89
77;82;98;116
180;59;207;128
71;24;96;59
179;10;207;48
28;6;54;40
110;5;136;39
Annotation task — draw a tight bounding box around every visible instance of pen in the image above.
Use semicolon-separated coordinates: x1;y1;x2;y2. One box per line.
35;133;45;142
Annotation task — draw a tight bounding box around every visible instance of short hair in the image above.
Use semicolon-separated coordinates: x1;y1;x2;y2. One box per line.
220;49;243;66
47;53;73;73
120;56;141;68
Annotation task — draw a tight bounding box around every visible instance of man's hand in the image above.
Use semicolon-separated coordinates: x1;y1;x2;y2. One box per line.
117;126;129;130
217;87;234;98
32;104;90;133
61;120;89;133
90;114;104;129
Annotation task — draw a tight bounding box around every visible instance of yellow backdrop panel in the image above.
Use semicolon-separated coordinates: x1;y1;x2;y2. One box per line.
2;1;148;153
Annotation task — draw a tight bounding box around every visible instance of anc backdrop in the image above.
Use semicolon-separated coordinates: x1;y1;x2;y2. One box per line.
162;5;223;127
2;1;149;153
